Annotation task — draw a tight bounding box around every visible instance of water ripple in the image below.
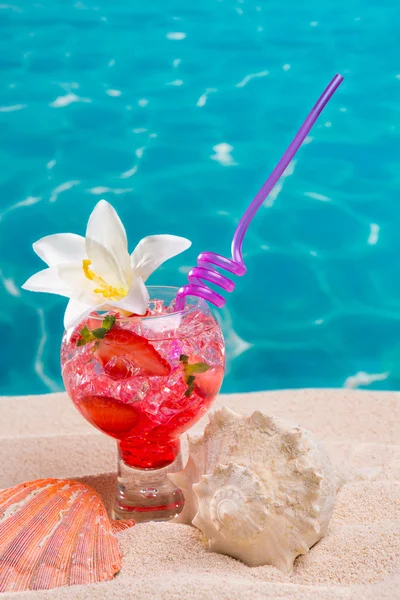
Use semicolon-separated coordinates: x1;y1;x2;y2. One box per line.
87;186;133;195
34;308;61;393
210;143;236;166
49;181;80;203
196;88;217;107
0;196;41;223
166;32;186;40
304;192;331;202
344;371;389;389
368;223;380;246
235;70;269;88
1;0;400;395
0;104;27;112
0;269;20;297
50;93;91;107
105;89;122;97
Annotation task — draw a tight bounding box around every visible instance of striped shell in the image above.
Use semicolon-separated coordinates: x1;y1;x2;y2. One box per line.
0;478;134;593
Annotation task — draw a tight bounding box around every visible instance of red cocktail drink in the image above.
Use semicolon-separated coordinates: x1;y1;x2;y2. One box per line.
61;287;225;521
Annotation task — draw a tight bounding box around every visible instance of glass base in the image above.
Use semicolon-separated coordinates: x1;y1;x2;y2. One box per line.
113;448;184;523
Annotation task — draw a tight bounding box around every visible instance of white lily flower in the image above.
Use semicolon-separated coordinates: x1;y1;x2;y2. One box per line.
22;200;192;329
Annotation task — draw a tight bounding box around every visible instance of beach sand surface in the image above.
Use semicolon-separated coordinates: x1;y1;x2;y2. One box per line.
0;389;399;599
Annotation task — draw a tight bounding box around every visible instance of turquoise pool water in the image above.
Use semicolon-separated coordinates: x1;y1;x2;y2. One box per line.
1;1;399;396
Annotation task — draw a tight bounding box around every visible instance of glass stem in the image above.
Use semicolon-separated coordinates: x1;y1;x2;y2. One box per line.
113;442;184;523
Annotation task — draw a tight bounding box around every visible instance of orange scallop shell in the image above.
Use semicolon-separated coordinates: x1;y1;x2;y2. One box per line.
0;478;134;593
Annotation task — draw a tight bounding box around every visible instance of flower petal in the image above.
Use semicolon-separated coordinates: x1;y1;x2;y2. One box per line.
22;267;72;297
64;298;94;330
57;264;101;305
33;234;86;267
131;235;192;282
112;277;150;315
85;200;131;288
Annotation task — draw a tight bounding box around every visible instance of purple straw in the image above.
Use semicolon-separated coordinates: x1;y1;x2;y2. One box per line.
175;74;344;312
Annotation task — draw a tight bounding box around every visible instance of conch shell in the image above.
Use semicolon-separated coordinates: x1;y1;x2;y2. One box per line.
0;478;134;593
170;406;336;573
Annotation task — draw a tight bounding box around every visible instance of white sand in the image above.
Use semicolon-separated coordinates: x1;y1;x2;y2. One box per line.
0;389;399;599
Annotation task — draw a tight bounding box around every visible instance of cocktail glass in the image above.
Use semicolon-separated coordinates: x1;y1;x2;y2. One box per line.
61;286;225;522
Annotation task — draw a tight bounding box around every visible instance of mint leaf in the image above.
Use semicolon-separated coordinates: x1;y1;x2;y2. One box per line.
76;325;96;346
186;362;211;375
91;327;107;339
76;314;117;347
180;357;210;396
80;325;94;341
185;377;196;397
102;315;116;332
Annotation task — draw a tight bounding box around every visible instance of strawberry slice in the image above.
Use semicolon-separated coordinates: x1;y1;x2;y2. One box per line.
194;366;224;399
103;357;136;380
78;395;139;437
96;327;171;377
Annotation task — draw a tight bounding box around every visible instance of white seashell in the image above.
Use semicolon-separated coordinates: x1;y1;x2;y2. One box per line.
170;406;336;572
194;464;269;542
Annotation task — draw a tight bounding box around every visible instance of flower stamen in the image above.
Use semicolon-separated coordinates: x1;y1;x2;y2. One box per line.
82;259;127;301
